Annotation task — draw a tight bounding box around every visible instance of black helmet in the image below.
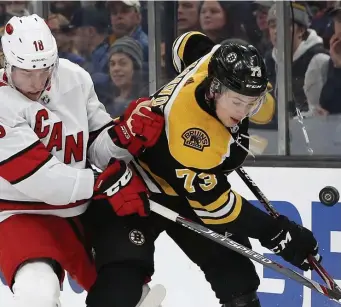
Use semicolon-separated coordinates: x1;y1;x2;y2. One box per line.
208;42;268;97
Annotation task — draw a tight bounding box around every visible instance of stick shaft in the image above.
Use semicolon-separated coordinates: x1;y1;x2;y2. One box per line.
235;167;341;293
150;200;341;303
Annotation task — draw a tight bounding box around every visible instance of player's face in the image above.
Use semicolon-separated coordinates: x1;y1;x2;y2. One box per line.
215;90;260;127
11;67;51;101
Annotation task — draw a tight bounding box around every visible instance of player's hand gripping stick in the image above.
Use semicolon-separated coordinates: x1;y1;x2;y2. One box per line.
235;167;341;296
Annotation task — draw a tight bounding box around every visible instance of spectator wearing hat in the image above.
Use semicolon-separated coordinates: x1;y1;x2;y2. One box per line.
108;1;148;62
264;2;329;117
319;6;341;115
47;13;85;66
70;6;111;102
251;1;273;56
104;36;148;117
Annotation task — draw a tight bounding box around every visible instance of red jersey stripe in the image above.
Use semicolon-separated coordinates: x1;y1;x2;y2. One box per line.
0;198;88;211
0;141;52;184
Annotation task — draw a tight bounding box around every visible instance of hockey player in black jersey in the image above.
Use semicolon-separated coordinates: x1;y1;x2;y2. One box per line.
86;32;320;307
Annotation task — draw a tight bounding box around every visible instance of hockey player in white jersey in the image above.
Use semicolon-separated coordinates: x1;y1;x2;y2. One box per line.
0;14;164;307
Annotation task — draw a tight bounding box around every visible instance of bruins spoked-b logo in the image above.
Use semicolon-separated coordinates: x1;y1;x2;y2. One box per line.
129;229;145;245
182;128;210;151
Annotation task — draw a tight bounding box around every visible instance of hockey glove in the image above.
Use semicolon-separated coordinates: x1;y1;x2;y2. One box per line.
93;158;150;216
109;98;164;155
259;215;320;271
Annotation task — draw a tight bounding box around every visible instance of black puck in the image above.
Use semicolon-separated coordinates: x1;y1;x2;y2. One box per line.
319;186;340;207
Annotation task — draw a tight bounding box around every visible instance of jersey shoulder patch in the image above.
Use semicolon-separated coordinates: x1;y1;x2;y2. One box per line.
181;128;210;151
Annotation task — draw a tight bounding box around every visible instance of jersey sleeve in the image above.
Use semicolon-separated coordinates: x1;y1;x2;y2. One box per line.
172;31;215;73
81;68;132;169
178;168;242;225
177;167;277;239
0;120;94;205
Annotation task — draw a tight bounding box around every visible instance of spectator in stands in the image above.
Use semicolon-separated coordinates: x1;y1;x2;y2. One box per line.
0;2;13;26
319;7;341;115
199;0;251;44
104;36;148;117
5;1;30;17
265;2;329;117
70;6;111;102
253;1;272;31
251;1;273;56
199;0;229;43
310;1;336;49
47;13;85;66
49;1;81;21
177;1;201;35
107;0;148;62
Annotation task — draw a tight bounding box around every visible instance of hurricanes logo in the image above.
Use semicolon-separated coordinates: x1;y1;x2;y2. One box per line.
129;229;145;245
182;128;210;151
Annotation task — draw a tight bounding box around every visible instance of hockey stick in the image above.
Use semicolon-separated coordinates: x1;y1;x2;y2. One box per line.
235;166;341;295
149;200;341;304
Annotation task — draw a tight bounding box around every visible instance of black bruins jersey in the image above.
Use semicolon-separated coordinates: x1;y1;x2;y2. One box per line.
132;32;273;227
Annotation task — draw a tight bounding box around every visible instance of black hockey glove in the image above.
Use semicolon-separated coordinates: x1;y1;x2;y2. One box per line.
259;215;320;271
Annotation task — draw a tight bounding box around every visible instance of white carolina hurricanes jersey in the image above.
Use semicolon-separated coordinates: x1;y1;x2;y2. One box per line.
0;59;131;222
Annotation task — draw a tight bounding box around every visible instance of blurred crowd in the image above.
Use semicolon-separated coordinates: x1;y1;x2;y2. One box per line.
0;1;340;154
175;0;341;128
0;0;150;118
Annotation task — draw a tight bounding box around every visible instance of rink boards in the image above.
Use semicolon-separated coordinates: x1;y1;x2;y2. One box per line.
0;167;340;307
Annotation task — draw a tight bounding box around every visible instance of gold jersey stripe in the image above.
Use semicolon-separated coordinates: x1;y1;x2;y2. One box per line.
200;192;242;225
188;189;231;211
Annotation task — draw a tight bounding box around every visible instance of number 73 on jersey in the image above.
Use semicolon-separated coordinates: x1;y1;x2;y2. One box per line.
175;169;217;193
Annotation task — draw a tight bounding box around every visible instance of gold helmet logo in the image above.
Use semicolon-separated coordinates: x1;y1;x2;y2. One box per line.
182;128;210;151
